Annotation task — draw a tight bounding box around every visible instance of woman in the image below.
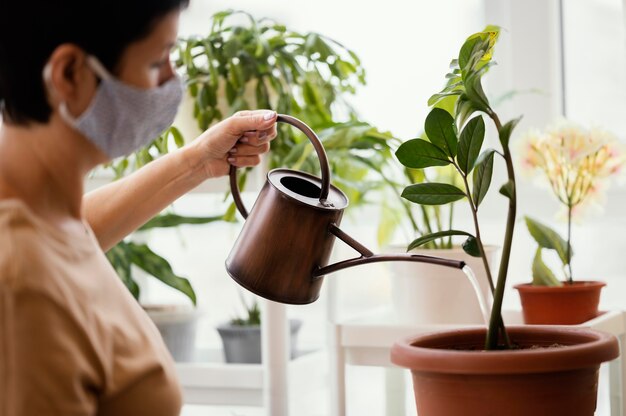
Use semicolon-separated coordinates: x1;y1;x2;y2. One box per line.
0;1;277;414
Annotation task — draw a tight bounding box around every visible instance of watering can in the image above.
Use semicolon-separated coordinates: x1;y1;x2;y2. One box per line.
225;115;466;305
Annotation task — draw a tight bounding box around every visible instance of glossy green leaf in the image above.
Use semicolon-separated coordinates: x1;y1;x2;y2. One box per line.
407;230;473;251
395;139;451;169
105;243;140;300
401;183;466;205
169;126;185;148
459;36;481;70
472;149;495;208
139;214;223;231
457;116;485;174
524;217;571;265
499;180;514;199
532;248;563;286
424;108;458;157
427;90;462;107
462;236;481;257
128;242;197;305
499;116;522;147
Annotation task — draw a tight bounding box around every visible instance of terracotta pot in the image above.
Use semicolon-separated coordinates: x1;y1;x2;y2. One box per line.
391;326;619;416
515;281;605;325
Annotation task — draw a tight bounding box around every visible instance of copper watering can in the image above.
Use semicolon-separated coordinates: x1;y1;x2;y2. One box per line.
225;114;466;305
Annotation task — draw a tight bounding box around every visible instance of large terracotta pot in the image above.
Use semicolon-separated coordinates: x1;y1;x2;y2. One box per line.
391;326;618;416
515;281;605;325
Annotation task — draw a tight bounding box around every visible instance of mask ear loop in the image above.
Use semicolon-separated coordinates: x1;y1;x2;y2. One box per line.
85;56;113;81
43;56;106;126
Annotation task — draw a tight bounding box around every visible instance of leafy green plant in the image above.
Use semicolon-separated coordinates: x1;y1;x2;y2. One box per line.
230;292;261;326
173;9;398;219
395;26;520;350
105;213;223;305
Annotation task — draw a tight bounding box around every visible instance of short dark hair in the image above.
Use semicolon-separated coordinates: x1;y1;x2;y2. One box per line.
0;0;189;125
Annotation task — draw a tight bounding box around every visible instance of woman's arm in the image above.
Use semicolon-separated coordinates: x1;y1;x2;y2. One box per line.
84;110;277;251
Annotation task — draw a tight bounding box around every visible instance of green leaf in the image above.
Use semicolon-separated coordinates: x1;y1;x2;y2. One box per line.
427;90;462;107
105;242;140;300
139;213;223;230
456;116;485;174
169;126;185;148
401;183;466;206
499;116;522;147
462;236;481;257
472;149;495;208
532;248;563;286
499;180;514;199
459;36;482;70
524;217;570;265
424;108;458;157
128;242;197;305
395;139;451;169
407;230;473;251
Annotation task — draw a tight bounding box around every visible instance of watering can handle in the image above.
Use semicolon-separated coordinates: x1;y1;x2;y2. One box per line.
229;114;331;219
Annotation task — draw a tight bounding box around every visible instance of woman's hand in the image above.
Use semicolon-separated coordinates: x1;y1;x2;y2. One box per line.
186;110;278;179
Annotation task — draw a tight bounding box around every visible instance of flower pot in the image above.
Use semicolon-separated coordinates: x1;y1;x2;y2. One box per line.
216;319;302;364
144;304;200;362
391;326;619;416
515;281;606;325
388;246;498;324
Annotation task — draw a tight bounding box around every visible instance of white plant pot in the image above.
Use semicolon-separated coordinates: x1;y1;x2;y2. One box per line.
144;304;200;362
387;245;499;325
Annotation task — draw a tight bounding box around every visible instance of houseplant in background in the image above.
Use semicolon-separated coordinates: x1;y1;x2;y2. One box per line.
172;9;398;220
390;26;619;415
106;208;222;362
106;9;397;360
215;293;302;364
516;121;624;324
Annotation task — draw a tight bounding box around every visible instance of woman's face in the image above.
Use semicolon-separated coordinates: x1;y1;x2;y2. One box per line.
114;10;180;88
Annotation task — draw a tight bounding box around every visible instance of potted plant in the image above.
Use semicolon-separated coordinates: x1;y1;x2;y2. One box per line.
390;26;619;415
516;121;624;324
216;294;302;364
173;9;398;221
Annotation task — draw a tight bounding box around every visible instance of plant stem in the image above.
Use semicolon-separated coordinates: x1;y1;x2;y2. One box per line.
447;203;454;248
454;163;495;294
485;112;514;350
566;203;573;284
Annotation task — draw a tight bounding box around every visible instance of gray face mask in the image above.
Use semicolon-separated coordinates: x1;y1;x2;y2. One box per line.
52;56;183;159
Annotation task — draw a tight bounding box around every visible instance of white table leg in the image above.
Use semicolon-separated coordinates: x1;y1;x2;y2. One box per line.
384;367;406;416
261;299;289;416
328;323;346;416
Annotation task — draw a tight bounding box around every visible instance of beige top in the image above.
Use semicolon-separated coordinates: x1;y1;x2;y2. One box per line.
0;200;182;416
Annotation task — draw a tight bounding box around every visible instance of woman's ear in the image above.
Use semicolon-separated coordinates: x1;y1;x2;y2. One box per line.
43;44;97;116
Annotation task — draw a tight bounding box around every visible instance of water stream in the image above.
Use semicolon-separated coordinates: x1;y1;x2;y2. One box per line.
462;265;493;326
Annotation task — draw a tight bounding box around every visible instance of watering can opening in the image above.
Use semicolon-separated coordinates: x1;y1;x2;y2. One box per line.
280;176;321;199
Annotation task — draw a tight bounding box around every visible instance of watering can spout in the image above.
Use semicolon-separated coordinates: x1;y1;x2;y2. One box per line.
313;223;465;280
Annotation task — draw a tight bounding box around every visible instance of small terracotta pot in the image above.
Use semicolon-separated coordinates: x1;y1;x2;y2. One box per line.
515;281;605;325
391;326;619;416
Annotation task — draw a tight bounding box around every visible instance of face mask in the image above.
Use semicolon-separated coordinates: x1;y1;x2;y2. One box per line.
51;56;183;159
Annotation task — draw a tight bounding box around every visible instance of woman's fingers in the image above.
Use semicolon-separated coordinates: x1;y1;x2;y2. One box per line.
227;154;262;167
229;142;270;157
226;110;277;137
239;126;277;146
